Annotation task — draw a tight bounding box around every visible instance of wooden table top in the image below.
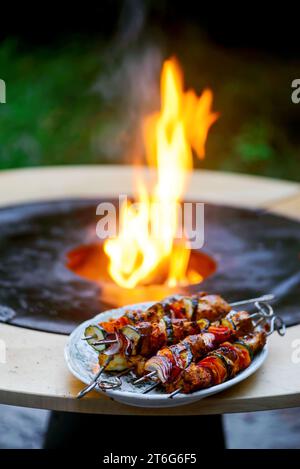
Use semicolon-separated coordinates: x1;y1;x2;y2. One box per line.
0;165;300;415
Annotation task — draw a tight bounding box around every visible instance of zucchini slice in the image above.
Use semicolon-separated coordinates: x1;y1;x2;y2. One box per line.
99;352;129;371
84;325;107;352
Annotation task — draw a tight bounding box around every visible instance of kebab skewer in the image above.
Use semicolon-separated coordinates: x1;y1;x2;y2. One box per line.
167;331;266;396
167;315;286;397
98;327;237;392
84;293;274;349
96;309;259;375
97;293;230;336
100;316;284;396
138;314;284;394
134;310;265;386
138;327;240;386
92;293;274;338
97;308;272;395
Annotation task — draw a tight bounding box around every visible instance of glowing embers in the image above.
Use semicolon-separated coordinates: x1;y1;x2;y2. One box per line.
66;242;216;307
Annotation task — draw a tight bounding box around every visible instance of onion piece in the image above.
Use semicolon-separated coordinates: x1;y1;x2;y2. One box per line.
145;356;173;383
104;329;133;357
104;338;121;356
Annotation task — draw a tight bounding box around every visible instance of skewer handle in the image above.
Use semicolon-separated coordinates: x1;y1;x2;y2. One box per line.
267;315;286;336
98;377;122;390
76;366;105;399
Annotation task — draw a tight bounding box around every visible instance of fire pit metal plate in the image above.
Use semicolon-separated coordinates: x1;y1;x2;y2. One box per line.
0;198;299;334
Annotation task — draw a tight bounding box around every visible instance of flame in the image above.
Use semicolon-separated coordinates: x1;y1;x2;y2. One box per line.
104;57;218;289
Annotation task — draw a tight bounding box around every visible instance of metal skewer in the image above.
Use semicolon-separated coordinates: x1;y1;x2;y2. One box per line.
76;365;107;399
84;295;276;347
142;382;160;394
82;336;117;345
97;366;134;391
249;301;274;319
98;376;122;390
133;371;156;384
169;387;183;398
229;293;274;307
76;354;113;399
267;315;286;336
254;301;274;317
168;314;286;399
252;317;265;328
91;339;118;346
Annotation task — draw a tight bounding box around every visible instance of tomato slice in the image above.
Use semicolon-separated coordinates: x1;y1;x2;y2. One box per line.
234;343;251;369
208;326;235;342
200;355;227;385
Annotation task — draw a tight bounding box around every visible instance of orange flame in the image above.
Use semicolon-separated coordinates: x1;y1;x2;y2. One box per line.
104;57;218;289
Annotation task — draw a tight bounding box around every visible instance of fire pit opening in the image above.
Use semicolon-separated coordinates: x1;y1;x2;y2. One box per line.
66;242;217;306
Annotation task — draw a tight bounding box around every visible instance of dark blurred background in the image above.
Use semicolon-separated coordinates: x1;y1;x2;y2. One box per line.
0;1;299;180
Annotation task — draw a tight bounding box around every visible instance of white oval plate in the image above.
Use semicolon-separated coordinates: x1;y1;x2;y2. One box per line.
65;302;268;408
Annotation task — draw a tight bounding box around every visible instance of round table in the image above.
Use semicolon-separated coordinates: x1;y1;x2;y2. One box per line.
0;165;300;416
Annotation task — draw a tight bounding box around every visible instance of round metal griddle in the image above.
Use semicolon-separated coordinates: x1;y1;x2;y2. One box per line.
0;198;299;334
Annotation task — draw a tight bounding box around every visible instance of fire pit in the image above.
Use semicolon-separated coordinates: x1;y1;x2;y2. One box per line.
0;55;300;416
0;166;300;416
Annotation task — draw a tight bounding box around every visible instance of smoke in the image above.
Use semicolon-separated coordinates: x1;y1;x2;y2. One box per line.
91;1;163;163
116;0;147;49
94;46;162;112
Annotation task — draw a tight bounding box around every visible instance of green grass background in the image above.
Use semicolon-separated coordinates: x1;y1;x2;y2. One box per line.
0;36;299;181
